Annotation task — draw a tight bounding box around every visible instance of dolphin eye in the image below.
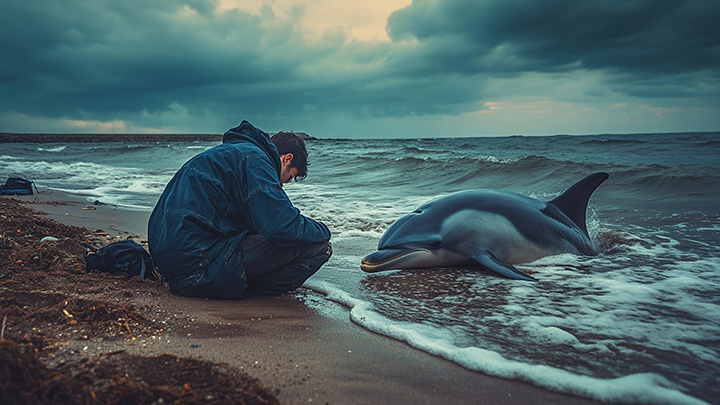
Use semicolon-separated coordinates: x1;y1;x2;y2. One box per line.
432;241;442;247
413;210;423;214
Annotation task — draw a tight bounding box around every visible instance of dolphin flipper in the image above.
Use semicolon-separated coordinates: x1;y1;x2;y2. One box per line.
473;251;538;282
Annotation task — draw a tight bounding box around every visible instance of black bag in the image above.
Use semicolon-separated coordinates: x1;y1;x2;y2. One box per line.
85;240;158;280
0;177;39;195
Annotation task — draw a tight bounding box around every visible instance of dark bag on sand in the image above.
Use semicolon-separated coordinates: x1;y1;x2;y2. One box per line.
0;177;39;195
85;240;158;280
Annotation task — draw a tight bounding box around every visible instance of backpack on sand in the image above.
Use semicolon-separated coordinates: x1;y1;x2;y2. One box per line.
0;177;39;195
85;240;159;280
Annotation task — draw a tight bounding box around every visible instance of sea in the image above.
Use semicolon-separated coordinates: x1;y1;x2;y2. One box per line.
2;132;719;405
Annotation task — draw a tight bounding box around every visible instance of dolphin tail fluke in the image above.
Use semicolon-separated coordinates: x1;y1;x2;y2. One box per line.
473;252;537;282
547;172;609;237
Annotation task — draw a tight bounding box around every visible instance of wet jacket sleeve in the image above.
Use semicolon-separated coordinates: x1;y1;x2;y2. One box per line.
243;156;331;246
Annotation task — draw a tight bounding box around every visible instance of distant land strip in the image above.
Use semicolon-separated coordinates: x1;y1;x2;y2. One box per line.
0;132;316;143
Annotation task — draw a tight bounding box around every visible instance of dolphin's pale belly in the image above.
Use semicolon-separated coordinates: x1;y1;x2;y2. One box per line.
504;244;554;264
441;209;557;264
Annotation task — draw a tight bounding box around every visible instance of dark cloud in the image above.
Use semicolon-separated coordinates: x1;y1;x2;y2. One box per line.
0;0;718;132
0;1;305;116
387;0;720;75
0;0;490;123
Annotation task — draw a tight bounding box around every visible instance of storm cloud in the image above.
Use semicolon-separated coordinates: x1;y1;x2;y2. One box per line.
389;0;719;72
1;0;718;135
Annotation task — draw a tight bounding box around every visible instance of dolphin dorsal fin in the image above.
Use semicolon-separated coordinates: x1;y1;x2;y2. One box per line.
547;172;609;237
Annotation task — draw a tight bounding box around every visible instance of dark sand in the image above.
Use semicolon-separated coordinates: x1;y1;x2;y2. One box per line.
3;191;608;405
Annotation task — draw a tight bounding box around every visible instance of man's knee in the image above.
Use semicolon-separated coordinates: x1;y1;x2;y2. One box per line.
314;241;332;271
320;240;332;261
283;241;330;285
300;240;331;262
243;241;331;296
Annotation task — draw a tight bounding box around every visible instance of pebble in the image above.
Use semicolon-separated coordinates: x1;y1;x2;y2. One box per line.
40;236;59;243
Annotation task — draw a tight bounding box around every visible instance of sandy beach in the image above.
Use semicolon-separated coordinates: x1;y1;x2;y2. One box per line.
1;191;609;405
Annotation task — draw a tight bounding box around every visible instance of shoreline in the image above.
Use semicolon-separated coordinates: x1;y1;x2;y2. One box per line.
7;191;608;405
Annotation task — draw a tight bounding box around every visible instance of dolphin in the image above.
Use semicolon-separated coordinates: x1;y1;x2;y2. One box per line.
361;172;609;281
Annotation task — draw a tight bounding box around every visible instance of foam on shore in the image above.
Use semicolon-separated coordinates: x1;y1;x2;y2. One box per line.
304;280;708;405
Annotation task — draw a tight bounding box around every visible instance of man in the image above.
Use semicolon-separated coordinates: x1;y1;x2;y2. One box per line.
148;120;331;299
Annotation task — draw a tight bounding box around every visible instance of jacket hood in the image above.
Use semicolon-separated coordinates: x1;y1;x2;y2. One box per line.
223;120;281;177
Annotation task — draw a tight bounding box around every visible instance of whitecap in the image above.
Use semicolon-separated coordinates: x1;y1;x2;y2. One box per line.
37;146;67;152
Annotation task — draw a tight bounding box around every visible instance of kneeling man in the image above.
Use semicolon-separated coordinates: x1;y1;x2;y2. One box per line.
148;120;331;299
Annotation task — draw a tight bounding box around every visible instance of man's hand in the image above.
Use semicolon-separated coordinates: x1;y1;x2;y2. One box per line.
325;241;333;259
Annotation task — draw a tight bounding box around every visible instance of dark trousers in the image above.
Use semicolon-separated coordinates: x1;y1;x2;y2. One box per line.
240;234;332;296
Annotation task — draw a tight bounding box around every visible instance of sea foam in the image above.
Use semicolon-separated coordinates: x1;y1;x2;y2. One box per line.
304;281;709;405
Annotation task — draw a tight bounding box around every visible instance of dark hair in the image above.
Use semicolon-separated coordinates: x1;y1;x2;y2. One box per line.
270;132;309;181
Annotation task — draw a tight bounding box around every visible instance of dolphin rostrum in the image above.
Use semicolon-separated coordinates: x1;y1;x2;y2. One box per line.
361;172;609;281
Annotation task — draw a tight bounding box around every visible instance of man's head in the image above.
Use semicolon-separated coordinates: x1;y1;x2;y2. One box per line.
271;131;309;184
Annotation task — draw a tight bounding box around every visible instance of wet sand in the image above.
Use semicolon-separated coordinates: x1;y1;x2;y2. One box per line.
12;191;607;405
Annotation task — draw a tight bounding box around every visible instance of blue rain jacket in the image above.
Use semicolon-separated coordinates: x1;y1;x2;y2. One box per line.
147;121;331;298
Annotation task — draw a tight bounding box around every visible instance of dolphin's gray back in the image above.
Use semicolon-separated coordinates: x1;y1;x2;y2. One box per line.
418;172;609;256
424;190;588;253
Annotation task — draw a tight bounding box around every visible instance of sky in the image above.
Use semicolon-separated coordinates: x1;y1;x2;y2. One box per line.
1;0;718;138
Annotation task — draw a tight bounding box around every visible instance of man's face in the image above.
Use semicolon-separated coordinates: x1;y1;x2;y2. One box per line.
279;153;299;186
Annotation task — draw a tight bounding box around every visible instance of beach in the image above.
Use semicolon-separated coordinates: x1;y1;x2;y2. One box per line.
1;190;608;405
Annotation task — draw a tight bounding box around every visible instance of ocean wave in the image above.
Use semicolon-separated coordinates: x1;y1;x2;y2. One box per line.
84;143;194;156
49;187;154;210
355;153;557;168
304;281;708;405
581;139;649;146
635;174;707;190
402;146;436;154
394;156;428;164
448;155;597;187
612;171;720;197
36;146;67;152
318;153;607;199
0;157;171;208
